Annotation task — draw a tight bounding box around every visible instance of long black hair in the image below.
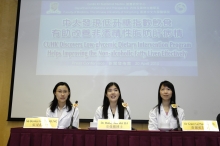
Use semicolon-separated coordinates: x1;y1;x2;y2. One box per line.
102;82;124;119
157;80;177;118
50;82;72;112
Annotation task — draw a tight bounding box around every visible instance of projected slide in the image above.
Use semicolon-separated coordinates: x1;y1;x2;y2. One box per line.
37;0;197;76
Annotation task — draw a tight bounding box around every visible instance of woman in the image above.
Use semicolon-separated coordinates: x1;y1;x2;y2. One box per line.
46;82;79;129
93;82;131;122
148;80;185;130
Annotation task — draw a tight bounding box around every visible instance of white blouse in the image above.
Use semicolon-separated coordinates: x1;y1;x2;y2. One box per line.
148;104;185;130
93;106;131;122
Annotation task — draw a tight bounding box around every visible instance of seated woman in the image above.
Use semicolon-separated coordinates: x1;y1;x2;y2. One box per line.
93;82;131;122
46;82;79;129
148;80;185;130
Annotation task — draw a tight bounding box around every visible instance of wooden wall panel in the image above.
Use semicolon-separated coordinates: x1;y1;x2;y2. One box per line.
0;0;24;145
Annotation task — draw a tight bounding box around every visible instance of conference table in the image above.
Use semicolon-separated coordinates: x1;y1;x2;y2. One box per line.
7;128;220;146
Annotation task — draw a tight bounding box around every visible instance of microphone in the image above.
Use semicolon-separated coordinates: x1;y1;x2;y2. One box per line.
171;101;182;131
67;100;78;129
121;99;136;130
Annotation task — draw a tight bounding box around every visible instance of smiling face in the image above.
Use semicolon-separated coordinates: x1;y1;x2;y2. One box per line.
106;85;120;103
160;85;172;101
54;85;70;104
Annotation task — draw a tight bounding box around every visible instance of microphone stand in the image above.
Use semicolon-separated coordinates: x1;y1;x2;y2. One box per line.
173;115;182;131
171;103;182;131
122;101;136;131
125;108;131;120
125;108;136;130
66;101;78;129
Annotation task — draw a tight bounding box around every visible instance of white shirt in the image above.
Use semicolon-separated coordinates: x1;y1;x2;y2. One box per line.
93;106;131;122
46;106;79;129
148;104;185;130
57;105;66;118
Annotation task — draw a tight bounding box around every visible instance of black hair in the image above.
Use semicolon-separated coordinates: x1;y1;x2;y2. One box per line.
50;82;72;112
102;82;124;119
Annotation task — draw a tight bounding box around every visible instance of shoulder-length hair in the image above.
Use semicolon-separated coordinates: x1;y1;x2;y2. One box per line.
50;82;72;112
157;80;177;118
102;82;124;119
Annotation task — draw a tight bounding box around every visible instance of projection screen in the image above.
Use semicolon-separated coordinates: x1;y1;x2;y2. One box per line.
8;0;220;122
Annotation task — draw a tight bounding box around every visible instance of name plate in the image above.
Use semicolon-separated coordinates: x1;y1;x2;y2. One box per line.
97;119;131;130
182;120;219;131
23;117;58;128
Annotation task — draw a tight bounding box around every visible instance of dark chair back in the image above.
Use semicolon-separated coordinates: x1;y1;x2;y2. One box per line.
216;114;220;131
